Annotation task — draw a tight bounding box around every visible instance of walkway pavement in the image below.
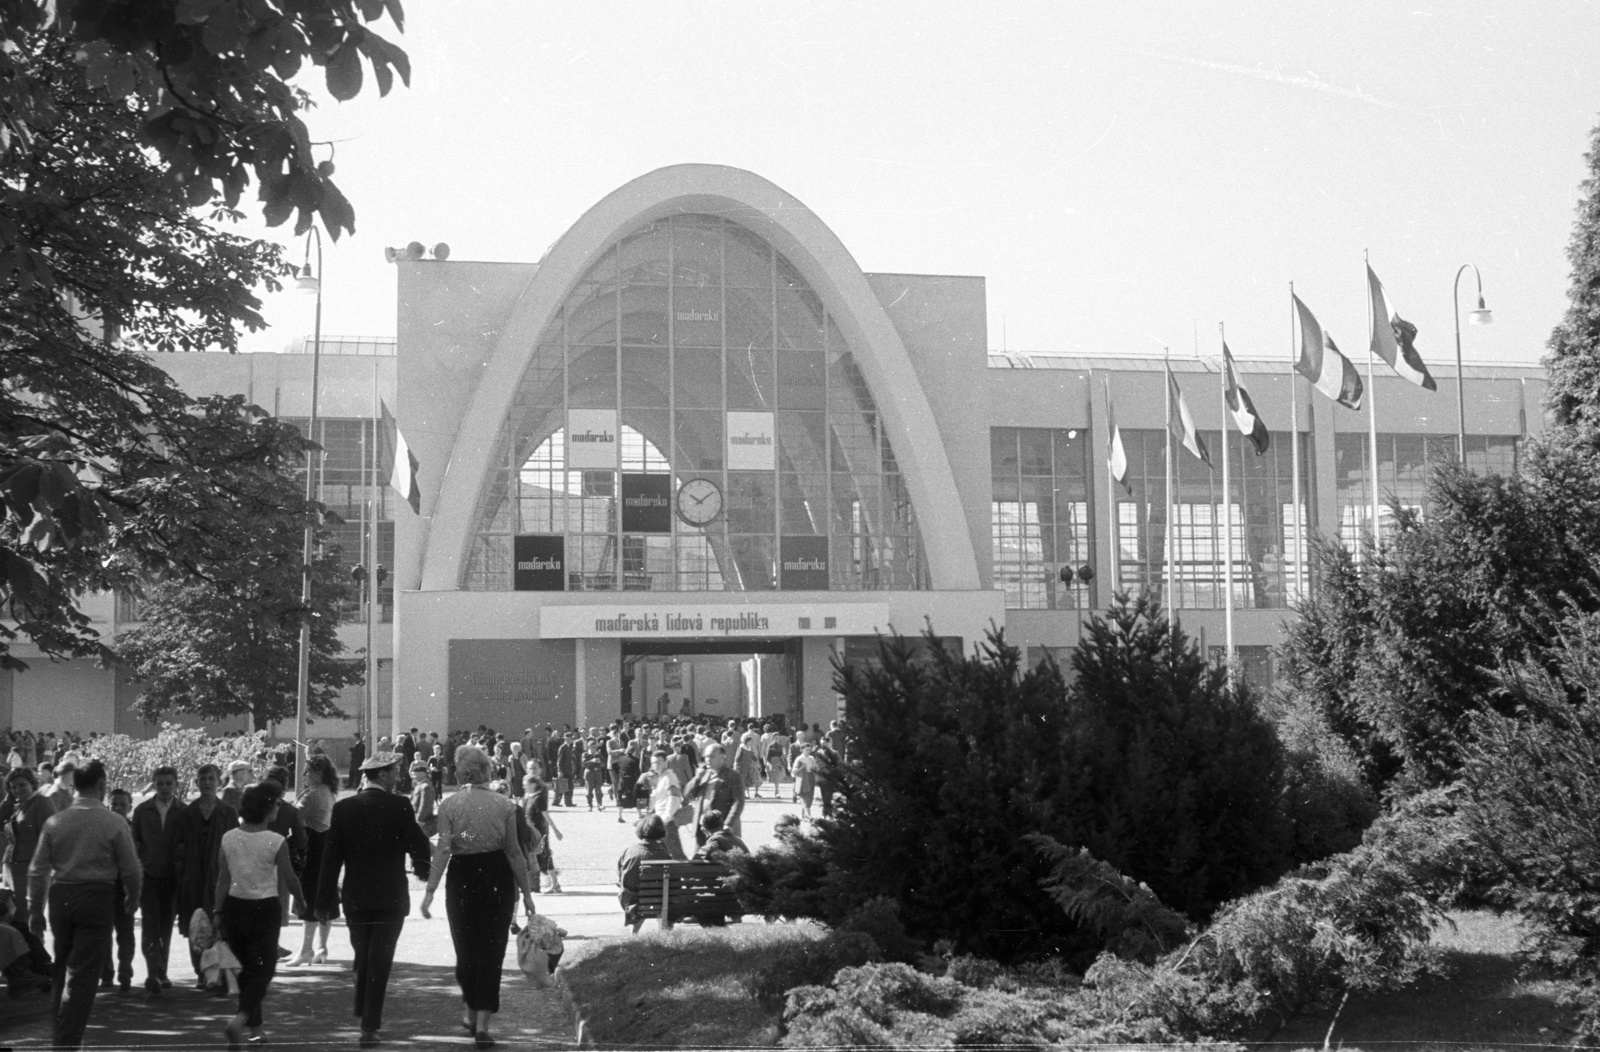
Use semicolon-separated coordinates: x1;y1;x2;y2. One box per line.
0;791;805;1051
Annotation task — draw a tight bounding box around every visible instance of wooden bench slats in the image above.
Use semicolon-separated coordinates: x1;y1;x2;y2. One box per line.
635;860;742;931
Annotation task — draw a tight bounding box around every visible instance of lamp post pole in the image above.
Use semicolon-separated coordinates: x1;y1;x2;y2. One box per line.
1452;264;1492;462
295;227;324;756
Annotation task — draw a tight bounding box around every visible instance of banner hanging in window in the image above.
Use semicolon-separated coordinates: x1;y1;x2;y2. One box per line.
513;534;565;591
780;535;830;590
566;409;618;469
620;473;672;533
726;411;775;470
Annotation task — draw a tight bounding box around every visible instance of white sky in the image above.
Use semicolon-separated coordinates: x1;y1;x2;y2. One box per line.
235;0;1600;366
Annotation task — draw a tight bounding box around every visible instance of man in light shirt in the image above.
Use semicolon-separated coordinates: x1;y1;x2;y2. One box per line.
28;759;141;1049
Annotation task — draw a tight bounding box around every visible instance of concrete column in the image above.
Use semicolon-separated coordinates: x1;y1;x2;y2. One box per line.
580;639;622;730
798;638;837;730
574;639;587;730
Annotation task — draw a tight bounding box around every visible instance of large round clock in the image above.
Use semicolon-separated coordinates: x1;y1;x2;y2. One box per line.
676;477;723;527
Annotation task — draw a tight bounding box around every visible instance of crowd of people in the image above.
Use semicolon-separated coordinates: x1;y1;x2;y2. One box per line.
0;714;849;1049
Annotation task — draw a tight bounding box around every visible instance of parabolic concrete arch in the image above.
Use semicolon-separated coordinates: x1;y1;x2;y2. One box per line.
418;164;982;592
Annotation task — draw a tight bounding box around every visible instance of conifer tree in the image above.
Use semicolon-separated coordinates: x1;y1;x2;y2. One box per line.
1546;118;1600;446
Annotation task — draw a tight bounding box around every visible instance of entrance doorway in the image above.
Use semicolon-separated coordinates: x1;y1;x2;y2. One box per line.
620;639;802;728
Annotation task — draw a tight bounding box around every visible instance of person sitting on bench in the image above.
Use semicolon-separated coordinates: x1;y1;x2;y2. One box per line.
616;816;671;932
690;811;748;864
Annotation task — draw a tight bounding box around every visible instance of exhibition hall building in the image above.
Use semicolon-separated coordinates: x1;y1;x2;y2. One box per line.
0;165;1546;740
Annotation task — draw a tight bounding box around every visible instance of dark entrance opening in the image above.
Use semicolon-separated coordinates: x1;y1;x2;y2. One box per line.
621;638;802;727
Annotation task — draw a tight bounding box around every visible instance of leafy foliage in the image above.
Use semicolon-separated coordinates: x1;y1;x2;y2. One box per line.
1270;690;1382;864
1546;119;1600;448
1028;835;1191;964
0;34;365;670
1279;458;1600;794
1456;606;1600;1032
85;724;272;798
114;512;360;729
733;597;1291;962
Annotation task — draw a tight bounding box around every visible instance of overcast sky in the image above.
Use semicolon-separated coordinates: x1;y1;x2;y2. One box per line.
235;1;1599;367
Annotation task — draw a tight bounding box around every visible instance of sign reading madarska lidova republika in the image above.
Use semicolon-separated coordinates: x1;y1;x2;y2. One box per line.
539;603;890;639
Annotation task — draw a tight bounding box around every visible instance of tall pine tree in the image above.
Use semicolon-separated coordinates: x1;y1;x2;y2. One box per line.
1547;119;1600;447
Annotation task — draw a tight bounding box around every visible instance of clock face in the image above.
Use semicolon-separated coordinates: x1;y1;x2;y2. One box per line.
676;478;723;527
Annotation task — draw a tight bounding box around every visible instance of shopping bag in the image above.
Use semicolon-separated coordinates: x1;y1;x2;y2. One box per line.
516;926;552;987
188;909;216;952
529;914;566;960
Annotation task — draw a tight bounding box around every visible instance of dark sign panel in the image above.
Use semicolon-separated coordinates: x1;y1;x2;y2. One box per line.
780;535;830;590
621;473;672;533
513;534;565;591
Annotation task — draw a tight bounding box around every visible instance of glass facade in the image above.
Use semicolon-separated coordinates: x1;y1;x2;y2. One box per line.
1336;433;1521;547
1114;429;1311;609
285;417;395;622
464;213;929;592
990;427;1093;609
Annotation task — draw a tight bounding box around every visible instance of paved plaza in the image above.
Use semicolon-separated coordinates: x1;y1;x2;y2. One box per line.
0;792;803;1051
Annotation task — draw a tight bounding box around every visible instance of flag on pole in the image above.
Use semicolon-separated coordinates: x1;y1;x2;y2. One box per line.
1292;294;1363;410
1167;367;1211;467
1367;265;1437;391
1222;345;1270;456
1107;396;1131;493
380;400;420;514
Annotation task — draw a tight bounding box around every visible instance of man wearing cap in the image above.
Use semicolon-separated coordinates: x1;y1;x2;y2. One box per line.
317;753;431;1049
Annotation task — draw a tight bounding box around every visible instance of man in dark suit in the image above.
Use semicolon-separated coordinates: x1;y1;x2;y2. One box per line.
316;753;431;1049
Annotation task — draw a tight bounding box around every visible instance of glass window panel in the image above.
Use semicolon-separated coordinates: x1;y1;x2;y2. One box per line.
672;347;723;408
1054;429;1087;477
726;346;775;411
723;225;771;288
830;413;878;473
779;473;826;534
620;346;669;407
724;289;773;352
568;345;617;408
728;535;775;590
775;288;824;348
776;411;827;473
991;428;1018;477
622;535;673;590
569;535;617;591
580;244;618;287
1017;429;1051;476
672;287;722;347
675;533;724;591
621;414;670;470
674;411;723;471
777;349;825;408
618;222;670;285
775;256;808;291
620;285;668;347
726;471;775;533
670;216;721;288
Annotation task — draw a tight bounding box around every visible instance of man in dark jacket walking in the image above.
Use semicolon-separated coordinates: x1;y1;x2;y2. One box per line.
316;753;432;1048
129;766;185;994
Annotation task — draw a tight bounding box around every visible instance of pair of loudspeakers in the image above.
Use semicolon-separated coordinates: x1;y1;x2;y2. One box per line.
383;242;450;262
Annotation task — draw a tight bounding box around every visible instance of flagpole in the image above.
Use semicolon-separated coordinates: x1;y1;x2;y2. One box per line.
1219;325;1234;679
1104;377;1119;597
1364;250;1382;552
1289;283;1303;605
1083;372;1096;612
1164;348;1177;625
358;415;370;746
368;360;380;746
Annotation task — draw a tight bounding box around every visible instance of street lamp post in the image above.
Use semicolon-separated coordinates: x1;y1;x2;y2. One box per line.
294;227;324;756
1452;264;1494;462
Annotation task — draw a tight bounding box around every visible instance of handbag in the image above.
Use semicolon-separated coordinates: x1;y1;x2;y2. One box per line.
516;926;553;987
672;800;695;827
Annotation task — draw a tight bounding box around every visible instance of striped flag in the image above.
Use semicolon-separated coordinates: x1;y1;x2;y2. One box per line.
1293;294;1363;410
1223;345;1270;455
380;400;420;514
1167;366;1211;467
1107;396;1131;493
1367;265;1437;391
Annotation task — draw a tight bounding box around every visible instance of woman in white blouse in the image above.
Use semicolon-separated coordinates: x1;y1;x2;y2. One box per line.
647;748;688;861
421;744;535;1049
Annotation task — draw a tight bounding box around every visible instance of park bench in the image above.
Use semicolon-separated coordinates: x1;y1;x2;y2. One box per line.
634;859;743;931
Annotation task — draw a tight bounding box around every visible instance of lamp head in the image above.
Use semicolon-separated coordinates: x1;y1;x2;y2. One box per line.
1469;296;1493;325
295;264;319;293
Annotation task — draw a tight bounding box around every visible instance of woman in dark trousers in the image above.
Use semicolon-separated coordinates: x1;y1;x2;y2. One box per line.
421;745;535;1049
214;783;304;1050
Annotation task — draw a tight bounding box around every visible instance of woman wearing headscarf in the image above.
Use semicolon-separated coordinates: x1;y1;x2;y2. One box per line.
421;745;535;1049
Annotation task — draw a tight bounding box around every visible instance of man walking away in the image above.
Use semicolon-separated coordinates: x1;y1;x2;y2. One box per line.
131;765;185;995
102;789;136;994
28;759;141;1049
317;753;432;1049
347;735;366;790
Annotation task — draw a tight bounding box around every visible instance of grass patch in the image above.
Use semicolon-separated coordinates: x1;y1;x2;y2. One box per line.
1264;910;1582;1051
561;921;828;1050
